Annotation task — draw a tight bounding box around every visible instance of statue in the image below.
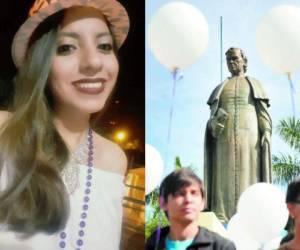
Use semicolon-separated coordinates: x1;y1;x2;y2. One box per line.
204;47;272;223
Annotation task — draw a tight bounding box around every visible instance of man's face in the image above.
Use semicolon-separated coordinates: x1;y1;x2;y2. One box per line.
163;183;205;225
226;49;245;76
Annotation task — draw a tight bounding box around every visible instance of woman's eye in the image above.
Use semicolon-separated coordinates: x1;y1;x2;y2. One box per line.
56;44;76;55
98;43;113;52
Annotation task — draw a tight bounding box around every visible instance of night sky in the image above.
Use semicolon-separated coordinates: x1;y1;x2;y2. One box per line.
0;1;145;156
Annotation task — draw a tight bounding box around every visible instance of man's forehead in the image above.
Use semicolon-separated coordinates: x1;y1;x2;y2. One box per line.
177;181;201;191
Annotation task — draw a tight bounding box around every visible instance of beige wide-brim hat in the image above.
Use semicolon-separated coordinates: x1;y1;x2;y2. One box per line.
12;0;130;68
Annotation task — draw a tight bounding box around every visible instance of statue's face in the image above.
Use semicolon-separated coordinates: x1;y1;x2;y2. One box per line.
226;49;245;76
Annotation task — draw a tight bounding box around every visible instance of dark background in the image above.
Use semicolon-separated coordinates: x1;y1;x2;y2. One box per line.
0;0;145;165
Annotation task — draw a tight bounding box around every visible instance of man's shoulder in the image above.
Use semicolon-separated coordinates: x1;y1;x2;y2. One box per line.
146;226;236;250
148;226;170;240
194;227;236;249
146;226;169;249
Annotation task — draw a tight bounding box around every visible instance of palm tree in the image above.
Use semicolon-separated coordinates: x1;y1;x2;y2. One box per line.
272;117;300;185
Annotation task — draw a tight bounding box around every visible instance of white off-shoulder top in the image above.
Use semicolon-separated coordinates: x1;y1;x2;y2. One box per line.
0;164;125;250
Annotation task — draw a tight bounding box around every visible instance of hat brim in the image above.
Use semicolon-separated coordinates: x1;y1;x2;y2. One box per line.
12;0;129;68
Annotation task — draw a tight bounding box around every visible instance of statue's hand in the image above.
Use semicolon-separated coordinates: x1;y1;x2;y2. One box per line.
261;130;271;147
209;108;228;138
209;119;225;138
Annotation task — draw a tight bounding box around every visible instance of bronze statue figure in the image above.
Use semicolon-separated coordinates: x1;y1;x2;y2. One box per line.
204;47;272;223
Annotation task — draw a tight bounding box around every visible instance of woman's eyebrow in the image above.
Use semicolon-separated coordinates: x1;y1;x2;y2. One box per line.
58;32;80;39
95;32;112;39
58;31;112;39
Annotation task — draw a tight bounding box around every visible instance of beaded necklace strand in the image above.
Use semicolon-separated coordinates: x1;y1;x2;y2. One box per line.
59;127;94;249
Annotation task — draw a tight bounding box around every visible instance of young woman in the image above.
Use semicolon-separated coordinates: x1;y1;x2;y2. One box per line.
0;0;129;249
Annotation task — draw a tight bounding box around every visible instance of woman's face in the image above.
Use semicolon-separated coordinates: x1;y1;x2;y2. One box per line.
49;7;119;115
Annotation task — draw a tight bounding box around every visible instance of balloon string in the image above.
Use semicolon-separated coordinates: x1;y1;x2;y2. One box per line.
287;73;296;117
167;68;183;143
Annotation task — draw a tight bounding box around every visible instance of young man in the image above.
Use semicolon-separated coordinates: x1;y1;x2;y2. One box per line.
146;168;236;250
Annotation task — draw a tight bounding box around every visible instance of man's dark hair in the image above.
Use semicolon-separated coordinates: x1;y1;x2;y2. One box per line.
159;168;205;204
286;177;300;203
225;47;248;72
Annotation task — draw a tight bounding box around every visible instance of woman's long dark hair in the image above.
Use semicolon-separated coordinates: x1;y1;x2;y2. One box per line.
0;12;70;236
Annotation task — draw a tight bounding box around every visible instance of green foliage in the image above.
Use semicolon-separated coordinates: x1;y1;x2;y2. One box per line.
175;155;195;171
272;117;300;185
145;187;169;239
175;156;182;169
272;154;300;185
146;187;160;216
145;208;169;239
277;117;300;152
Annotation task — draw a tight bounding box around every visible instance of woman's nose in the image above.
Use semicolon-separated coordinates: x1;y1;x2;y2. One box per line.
80;47;103;74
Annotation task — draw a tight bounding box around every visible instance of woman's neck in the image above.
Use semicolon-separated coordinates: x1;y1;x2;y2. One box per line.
53;107;91;151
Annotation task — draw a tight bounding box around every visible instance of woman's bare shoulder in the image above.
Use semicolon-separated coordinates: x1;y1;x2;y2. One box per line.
92;132;127;175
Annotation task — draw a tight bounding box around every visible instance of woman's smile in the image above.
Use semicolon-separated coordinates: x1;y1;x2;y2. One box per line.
72;77;106;95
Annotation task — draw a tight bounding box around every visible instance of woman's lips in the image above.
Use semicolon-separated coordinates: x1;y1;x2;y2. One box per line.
72;78;105;95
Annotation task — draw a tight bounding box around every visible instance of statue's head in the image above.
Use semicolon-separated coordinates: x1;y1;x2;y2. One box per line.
225;47;247;76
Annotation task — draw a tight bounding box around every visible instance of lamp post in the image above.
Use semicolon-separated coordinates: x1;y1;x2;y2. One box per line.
114;130;127;144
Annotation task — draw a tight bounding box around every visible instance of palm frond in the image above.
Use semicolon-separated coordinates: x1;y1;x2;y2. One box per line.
145;187;159;205
272;153;300;185
175;156;182;169
277;117;300;152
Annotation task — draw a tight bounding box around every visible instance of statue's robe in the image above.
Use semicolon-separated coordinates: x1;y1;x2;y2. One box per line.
204;76;272;222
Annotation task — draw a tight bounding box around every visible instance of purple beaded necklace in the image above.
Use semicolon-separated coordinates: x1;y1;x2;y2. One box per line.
59;127;93;249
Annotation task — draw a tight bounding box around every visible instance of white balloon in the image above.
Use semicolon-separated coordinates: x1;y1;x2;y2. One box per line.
148;2;209;70
227;214;261;250
263;236;282;250
237;183;289;244
145;144;164;194
256;5;300;74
